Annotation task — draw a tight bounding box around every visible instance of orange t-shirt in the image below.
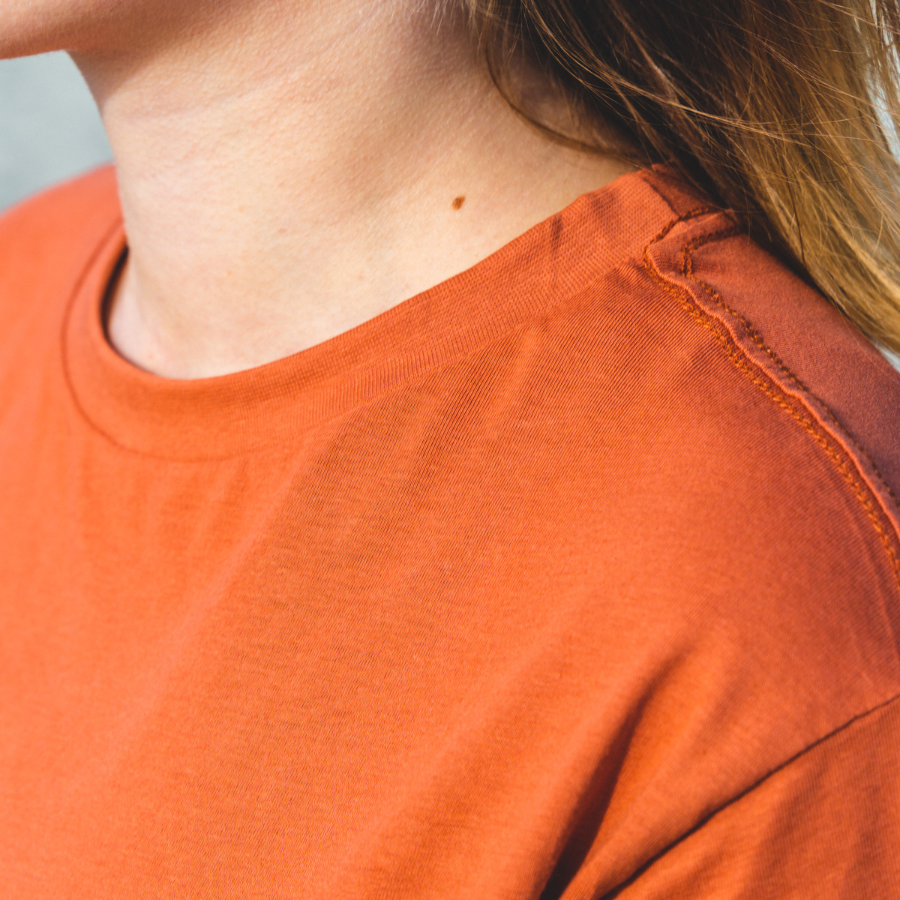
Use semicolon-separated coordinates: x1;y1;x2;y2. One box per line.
1;163;899;898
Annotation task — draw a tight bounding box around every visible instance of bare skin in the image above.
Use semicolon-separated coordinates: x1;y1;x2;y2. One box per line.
4;1;641;378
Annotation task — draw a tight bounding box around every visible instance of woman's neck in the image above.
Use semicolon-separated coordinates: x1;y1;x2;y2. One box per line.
75;1;638;379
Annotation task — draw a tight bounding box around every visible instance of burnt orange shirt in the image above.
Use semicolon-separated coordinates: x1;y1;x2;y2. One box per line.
1;164;900;898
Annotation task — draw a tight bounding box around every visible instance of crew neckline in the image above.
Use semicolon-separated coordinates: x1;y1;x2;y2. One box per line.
63;163;684;460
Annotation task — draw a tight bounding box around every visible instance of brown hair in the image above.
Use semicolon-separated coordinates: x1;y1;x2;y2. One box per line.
459;0;900;357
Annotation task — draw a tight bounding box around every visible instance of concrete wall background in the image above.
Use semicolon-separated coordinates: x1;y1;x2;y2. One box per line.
0;52;111;213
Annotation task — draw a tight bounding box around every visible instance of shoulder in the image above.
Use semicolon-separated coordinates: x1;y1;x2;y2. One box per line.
545;170;900;642
516;163;900;762
0;165;120;294
626;172;900;663
0;166;120;357
501;173;900;883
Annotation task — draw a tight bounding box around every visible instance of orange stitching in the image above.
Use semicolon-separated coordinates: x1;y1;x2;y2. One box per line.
681;229;900;513
643;205;723;252
642;214;900;591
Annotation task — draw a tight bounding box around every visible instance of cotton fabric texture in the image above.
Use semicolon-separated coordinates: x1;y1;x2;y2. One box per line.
1;164;899;897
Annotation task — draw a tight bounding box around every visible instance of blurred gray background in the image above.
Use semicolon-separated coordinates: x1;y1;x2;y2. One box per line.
0;51;111;213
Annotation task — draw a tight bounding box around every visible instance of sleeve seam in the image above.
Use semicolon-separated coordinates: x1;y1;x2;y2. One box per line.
604;690;900;898
640;218;900;625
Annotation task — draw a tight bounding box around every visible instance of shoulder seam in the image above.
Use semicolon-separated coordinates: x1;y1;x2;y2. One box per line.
641;214;900;604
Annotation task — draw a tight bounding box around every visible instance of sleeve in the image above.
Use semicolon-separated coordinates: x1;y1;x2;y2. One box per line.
604;694;900;899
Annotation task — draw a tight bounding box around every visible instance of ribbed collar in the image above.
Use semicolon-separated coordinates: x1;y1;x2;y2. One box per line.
63;163;682;460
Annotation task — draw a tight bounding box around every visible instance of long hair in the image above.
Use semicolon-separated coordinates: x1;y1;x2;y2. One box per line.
458;0;900;358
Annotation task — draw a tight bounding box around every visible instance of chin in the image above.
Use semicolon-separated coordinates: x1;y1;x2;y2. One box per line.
0;1;90;58
0;0;157;60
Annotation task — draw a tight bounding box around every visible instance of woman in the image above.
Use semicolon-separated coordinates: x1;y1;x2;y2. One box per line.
0;0;898;895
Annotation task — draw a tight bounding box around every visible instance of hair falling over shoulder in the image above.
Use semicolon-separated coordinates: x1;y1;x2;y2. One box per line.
456;0;900;357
